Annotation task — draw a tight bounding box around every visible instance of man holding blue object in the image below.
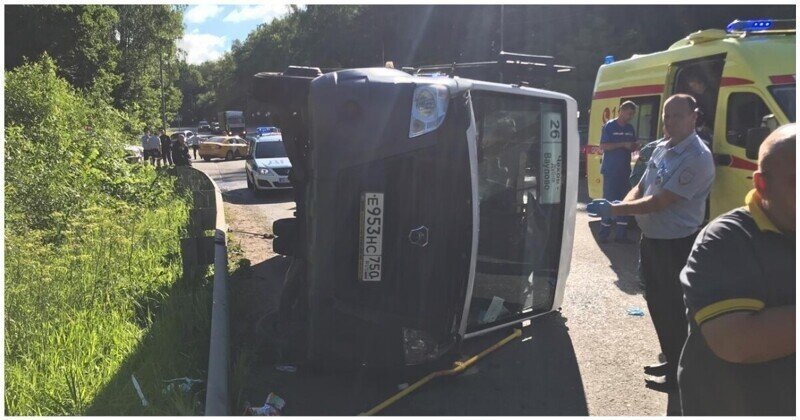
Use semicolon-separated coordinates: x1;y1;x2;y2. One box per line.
598;100;638;243
588;94;715;392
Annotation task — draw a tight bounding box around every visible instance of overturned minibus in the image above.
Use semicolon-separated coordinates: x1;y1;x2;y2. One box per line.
253;53;579;368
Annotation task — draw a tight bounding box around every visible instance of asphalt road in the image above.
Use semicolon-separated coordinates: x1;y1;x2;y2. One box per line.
194;156;679;416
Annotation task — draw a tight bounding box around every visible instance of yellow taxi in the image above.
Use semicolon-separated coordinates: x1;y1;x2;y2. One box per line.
587;19;795;219
198;135;250;161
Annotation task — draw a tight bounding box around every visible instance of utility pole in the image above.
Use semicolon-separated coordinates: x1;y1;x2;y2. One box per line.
499;5;505;84
500;5;504;53
159;49;167;132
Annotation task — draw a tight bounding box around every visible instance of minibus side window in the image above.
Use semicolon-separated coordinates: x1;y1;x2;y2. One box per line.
725;92;772;148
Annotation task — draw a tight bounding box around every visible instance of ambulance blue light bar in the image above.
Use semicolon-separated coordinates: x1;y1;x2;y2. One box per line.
727;19;773;32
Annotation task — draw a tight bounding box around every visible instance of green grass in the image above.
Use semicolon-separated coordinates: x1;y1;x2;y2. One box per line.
5;182;213;415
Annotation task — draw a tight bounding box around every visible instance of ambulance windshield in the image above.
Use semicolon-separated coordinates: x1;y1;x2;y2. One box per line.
467;91;567;332
769;85;796;122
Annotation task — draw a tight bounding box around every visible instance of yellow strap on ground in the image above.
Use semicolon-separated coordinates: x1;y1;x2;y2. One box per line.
359;328;522;416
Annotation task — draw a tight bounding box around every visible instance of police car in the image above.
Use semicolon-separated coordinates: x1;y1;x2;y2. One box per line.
256;126;281;135
244;134;292;192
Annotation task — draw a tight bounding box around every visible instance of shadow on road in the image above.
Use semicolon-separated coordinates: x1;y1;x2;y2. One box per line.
588;221;643;296
578;177;643;296
232;310;587;415
577;175;592;204
222;187;295;206
382;313;588;416
578;179;681;414
230;255;292;360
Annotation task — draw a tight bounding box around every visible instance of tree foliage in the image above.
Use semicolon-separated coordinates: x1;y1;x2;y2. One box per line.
5;5;120;90
113;5;185;128
6;4;795;126
5;4;185;131
4;55;170;235
174;4;794;125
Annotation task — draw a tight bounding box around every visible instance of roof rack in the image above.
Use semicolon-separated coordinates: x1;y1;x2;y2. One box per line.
403;51;575;86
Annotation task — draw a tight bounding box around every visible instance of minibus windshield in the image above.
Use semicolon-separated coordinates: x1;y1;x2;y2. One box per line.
467;91;567;332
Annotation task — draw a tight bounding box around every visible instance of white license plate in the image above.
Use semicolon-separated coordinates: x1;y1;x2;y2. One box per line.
359;192;384;281
278;176;289;183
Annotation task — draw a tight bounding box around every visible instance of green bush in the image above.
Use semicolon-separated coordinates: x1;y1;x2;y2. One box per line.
5;56;209;415
5;55;164;234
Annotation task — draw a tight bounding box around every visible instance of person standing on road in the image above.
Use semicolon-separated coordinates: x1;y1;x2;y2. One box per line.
188;134;199;160
171;133;191;167
677;124;795;415
598;100;638;243
587;94;715;392
159;129;173;166
143;128;161;165
140;128;152;164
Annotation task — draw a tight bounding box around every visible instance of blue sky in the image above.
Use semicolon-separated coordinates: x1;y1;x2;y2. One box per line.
178;4;299;65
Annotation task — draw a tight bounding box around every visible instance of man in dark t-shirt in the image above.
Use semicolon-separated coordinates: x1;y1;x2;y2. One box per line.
678;123;795;415
159;130;173;166
598;100;637;243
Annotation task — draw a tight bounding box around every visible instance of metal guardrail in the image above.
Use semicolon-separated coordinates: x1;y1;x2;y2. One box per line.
176;167;230;416
205;184;229;416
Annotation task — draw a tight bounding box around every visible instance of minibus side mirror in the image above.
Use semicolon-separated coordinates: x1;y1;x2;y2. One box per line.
745;127;770;160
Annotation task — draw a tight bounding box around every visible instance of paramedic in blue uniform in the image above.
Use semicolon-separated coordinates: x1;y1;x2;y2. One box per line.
678;123;795;415
587;94;715;391
598;100;638;243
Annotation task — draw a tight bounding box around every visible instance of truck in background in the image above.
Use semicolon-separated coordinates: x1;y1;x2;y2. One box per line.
218;110;246;137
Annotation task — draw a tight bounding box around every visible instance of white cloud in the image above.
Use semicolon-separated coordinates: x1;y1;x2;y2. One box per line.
185;4;224;24
223;4;291;23
178;33;227;65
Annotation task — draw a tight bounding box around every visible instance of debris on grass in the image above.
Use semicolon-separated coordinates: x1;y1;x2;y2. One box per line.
162;377;204;395
245;392;285;416
275;364;297;373
131;374;149;407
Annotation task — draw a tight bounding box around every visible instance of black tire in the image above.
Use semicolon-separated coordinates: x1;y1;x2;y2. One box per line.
273;218;297;238
203;156;211;162
273;235;296;256
225;151;234;161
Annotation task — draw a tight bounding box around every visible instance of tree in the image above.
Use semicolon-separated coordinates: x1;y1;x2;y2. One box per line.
5;5;120;90
169;4;795;126
112;5;185;129
5;5;188;131
175;61;205;125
